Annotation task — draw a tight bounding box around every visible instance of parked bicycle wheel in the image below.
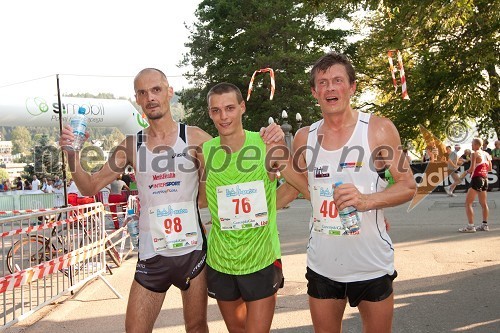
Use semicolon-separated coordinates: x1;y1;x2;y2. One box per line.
105;237;122;267
6;235;49;274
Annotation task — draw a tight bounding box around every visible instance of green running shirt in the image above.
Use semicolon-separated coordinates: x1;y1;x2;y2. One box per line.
203;130;279;275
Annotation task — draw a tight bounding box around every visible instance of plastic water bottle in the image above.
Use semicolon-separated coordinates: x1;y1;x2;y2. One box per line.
69;106;87;151
124;209;139;249
334;181;360;233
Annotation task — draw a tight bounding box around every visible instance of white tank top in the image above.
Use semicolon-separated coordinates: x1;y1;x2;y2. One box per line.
135;123;205;260
305;112;394;282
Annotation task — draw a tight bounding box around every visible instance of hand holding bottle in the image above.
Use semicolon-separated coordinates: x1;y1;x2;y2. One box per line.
124;209;140;249
334;181;360;233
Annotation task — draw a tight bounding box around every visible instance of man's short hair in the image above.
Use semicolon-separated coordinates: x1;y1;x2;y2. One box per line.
207;82;244;104
309;52;356;88
472;138;483;146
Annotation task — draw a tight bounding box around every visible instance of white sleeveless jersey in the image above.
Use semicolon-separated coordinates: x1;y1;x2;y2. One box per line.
306;112;394;282
135;123;205;260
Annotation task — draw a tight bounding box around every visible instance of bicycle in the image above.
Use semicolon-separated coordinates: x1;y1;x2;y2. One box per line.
5;206;122;274
6;212;73;274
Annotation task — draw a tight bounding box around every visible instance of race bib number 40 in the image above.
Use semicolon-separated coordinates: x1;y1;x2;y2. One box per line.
311;182;363;236
149;201;198;251
217;180;269;230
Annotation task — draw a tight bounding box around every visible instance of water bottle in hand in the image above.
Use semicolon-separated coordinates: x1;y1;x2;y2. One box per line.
69;106;87;151
334;181;360;234
124;209;139;249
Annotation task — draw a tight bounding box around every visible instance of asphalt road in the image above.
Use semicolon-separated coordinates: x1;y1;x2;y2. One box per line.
8;190;499;332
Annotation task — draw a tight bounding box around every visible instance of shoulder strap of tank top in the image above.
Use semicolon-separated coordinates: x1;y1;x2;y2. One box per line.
357;112;370;148
179;123;187;144
136;130;145;152
358;111;370;125
306;120;322;165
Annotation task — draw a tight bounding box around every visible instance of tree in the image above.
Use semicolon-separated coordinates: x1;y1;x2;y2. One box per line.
105;128;125;151
33;134;62;179
179;0;353;136
0;168;9;180
343;0;499;143
11;126;32;155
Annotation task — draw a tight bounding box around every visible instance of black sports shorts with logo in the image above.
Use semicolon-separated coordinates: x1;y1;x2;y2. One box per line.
134;250;206;293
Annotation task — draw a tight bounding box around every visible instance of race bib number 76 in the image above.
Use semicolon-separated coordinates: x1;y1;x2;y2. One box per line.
216;180;269;230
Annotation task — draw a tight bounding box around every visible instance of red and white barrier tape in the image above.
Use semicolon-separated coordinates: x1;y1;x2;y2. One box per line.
247;68;275;101
0;202;122;216
0;206;104;239
0;207;61;215
387;50;410;100
0;238;106;293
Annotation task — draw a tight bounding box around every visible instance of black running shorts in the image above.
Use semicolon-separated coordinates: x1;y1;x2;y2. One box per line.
134;250;206;293
470;176;488;192
306;267;397;307
207;259;284;302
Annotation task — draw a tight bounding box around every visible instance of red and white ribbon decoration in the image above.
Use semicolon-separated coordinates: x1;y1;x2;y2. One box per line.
387;50;409;100
247;68;275;101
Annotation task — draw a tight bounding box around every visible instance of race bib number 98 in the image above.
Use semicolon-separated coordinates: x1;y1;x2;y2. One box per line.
149;201;198;251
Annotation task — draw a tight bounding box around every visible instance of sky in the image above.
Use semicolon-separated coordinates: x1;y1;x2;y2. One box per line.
0;0;201;99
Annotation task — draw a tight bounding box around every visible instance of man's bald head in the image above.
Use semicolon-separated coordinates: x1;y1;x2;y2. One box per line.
134;68;169;91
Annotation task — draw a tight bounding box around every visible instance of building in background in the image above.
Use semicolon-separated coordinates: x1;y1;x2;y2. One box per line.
0;141;13;164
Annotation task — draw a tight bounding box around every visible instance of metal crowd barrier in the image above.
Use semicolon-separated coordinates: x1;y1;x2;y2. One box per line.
0;203;121;329
0;193;64;218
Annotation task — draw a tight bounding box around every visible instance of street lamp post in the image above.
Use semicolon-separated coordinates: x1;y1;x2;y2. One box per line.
281;110;293;150
296;112;302;129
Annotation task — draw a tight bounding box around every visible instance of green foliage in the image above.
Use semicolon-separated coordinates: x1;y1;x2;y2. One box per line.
0;168;9;180
349;0;499;142
179;0;352;136
11;126;32;155
32;134;62;179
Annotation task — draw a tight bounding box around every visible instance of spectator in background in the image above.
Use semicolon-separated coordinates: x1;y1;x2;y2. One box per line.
43;179;54;193
24;179;31;190
67;178;81;196
492;140;500;160
492;140;500;191
40;178;48;192
15;177;23;190
402;148;412;164
0;180;4;192
31;175;41;190
53;175;63;193
444;144;463;197
482;139;492;155
460;149;472;163
4;179;12;191
121;173;132;188
108;175;130;229
423;146;436;162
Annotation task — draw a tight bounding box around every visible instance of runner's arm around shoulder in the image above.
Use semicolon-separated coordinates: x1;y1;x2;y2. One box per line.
364;117;416;210
60;124;132;196
266;129;310;202
188;126;212;210
197;147;208;209
276;127;310;209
